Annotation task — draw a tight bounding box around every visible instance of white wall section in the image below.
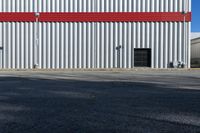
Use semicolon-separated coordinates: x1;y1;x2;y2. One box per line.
0;0;191;69
0;0;191;12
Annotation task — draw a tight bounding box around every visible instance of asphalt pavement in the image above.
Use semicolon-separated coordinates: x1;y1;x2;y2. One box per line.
0;70;200;133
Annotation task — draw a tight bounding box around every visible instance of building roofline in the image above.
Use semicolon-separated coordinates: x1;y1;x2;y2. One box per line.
192;37;200;41
191;37;200;45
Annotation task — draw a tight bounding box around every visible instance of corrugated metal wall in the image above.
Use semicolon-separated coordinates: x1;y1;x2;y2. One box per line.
0;0;191;12
0;0;191;69
191;38;200;59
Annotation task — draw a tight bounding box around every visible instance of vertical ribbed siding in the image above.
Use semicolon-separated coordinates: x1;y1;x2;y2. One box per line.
0;0;191;12
191;39;200;59
0;0;191;69
0;23;2;68
0;22;35;69
0;22;190;69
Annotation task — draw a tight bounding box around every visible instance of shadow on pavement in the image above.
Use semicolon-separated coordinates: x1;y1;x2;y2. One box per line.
0;76;200;133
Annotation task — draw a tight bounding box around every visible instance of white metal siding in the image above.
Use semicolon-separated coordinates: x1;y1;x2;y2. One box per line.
191;38;200;59
0;0;191;12
0;0;191;69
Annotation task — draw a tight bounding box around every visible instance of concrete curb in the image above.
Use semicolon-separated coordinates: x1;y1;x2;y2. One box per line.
0;68;195;72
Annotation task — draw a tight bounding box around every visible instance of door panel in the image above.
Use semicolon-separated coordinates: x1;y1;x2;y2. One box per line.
134;49;151;67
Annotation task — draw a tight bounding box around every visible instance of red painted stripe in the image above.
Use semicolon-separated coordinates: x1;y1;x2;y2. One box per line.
0;12;191;22
0;12;35;22
39;12;192;22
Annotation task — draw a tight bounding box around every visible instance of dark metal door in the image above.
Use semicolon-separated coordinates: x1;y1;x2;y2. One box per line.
134;49;151;67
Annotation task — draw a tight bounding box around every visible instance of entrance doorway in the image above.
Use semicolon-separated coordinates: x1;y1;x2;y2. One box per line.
134;48;151;67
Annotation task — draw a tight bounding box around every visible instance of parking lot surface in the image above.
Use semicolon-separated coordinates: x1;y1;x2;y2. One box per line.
0;70;200;133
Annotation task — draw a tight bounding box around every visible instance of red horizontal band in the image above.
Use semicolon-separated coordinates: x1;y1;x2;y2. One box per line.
0;12;191;22
40;12;191;22
0;13;35;22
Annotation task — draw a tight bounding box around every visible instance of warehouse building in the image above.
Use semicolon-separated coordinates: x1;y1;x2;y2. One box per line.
0;0;191;69
191;32;200;39
191;37;200;68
